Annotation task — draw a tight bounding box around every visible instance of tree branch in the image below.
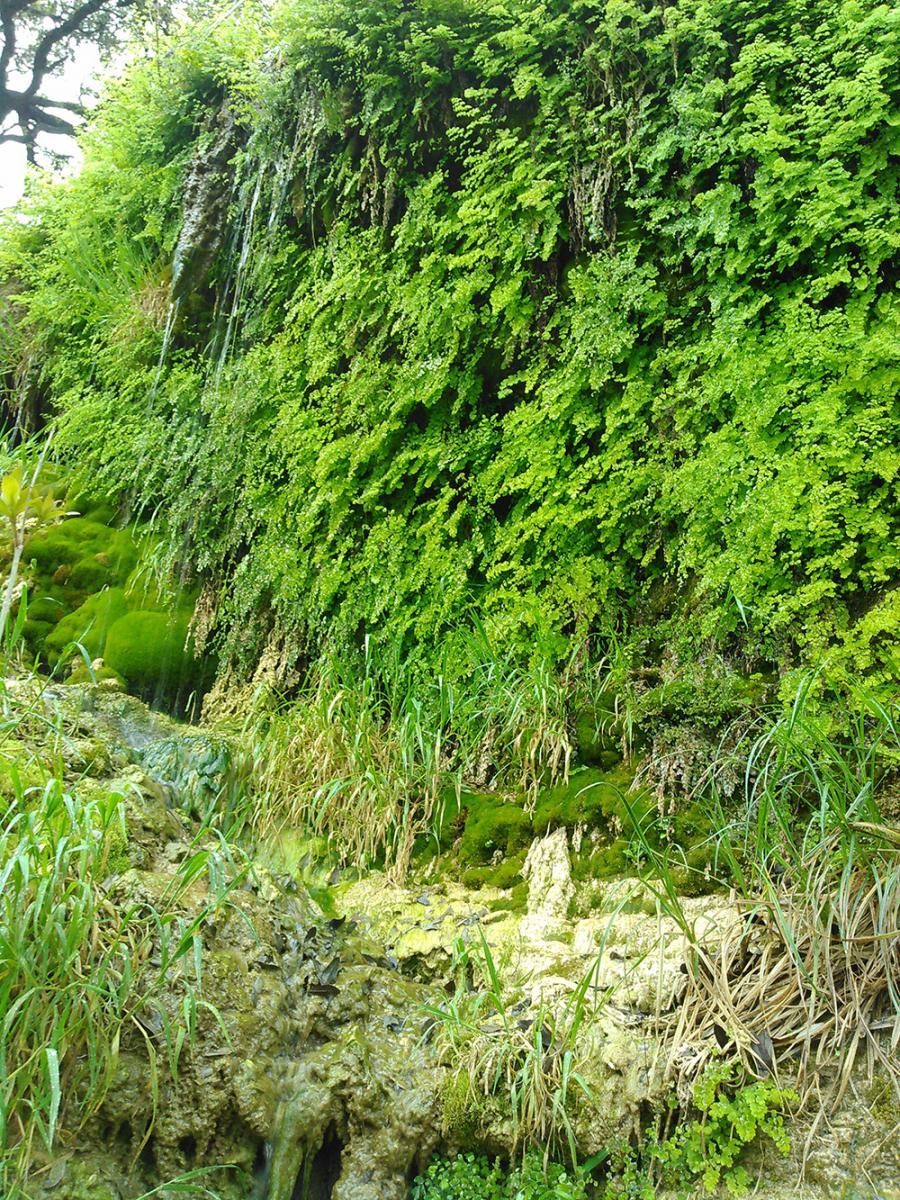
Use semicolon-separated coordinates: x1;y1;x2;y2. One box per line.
0;3;16;106
0;0;143;158
23;0;114;101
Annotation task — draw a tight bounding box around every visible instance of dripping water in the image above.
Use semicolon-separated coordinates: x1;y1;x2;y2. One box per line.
132;297;181;488
152;117;310;703
213;163;265;392
264;115;305;253
151;300;180;403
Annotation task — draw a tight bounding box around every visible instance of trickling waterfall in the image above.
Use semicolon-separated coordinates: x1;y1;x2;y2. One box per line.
151;299;180;400
214;164;265;392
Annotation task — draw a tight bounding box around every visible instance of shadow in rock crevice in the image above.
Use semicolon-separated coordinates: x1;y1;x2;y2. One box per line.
291;1127;343;1200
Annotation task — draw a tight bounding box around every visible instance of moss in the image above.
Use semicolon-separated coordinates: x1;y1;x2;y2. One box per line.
461;865;489;887
664;800;718;894
573;696;622;765
66;662;125;686
486;883;528;915
28;517;137;578
22;512;142;665
533;765;645;836
462;850;525;890
458;793;532;865
20;503;209;713
671;799;714;844
669;858;718;897
867;1076;900;1125
23;617;54;644
26;595;65;624
489;855;525;888
81;500;119;525
65;484;119;525
634;668;770;737
45;587;130;664
104;608;200;697
69;554;114;592
99;805;130;875
576;839;634;881
123;564;170;611
411;785;469;861
441;1071;486;1144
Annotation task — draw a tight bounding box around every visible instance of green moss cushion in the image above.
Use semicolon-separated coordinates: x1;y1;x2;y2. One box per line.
45;588;130;664
68;555;115;592
458;795;532;865
104;609;197;694
28;518;137;578
25;595;65;625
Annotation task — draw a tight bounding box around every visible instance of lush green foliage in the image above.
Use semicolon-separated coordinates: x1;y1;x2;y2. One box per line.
1;0;896;687
410;1152;588;1200
415;1059;795;1200
233;626;611;873
651;1062;796;1195
603;1062;796;1198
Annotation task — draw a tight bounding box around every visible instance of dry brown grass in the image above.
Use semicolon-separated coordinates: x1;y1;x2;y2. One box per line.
647;679;900;1163
666;853;900;1099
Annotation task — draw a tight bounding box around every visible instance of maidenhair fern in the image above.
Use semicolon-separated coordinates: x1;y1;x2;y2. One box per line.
1;0;896;684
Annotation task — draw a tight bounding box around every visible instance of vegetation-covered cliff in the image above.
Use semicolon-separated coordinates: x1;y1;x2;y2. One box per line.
0;2;898;1199
2;0;897;688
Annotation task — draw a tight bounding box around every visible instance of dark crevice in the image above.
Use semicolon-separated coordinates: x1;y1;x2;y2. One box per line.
292;1126;343;1200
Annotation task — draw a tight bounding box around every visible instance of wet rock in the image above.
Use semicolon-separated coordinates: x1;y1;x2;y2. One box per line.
744;1068;900;1200
17;678;899;1200
171;106;239;301
572;1018;663;1154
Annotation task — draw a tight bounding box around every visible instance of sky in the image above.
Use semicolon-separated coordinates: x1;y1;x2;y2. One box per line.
0;44;104;208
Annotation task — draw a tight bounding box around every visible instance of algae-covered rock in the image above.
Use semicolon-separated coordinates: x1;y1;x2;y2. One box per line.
137;729;248;821
7;678;442;1200
744;1068;900;1200
266;968;441;1200
12;676;896;1200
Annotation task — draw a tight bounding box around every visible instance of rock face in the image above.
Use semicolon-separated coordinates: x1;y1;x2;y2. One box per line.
333;857;900;1200
171;106;239;301
14;679;440;1200
520;825;573;942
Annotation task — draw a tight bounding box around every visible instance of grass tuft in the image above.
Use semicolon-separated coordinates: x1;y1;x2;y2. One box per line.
0;679;244;1196
231;629;611;878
